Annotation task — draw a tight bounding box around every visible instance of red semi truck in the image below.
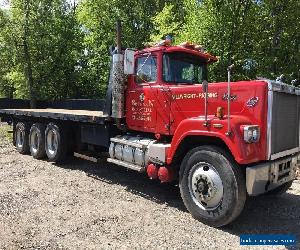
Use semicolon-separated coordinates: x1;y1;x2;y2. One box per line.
0;23;299;227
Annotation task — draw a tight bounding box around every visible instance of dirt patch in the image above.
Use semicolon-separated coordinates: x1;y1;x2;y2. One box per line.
0;123;299;249
0;123;12;140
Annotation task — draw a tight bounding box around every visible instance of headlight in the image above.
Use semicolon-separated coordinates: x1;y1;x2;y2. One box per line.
242;125;260;143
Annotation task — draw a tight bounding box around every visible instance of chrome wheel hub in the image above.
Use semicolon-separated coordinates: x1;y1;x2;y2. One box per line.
30;131;39;153
47;129;58;155
188;163;223;210
16;129;24;148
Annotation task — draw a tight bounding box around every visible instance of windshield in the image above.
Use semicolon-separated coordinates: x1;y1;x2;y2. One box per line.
163;52;207;84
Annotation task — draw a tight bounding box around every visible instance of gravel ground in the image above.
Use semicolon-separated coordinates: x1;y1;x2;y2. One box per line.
0;123;299;250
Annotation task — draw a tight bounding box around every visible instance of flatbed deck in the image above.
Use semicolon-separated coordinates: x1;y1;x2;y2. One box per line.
0;109;108;124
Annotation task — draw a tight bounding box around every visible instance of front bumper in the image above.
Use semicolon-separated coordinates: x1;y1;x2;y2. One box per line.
246;154;299;196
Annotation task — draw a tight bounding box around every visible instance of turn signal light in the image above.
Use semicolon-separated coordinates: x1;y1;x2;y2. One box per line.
180;42;205;52
216;107;224;119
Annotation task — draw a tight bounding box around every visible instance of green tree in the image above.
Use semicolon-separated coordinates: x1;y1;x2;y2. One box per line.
1;0;299;102
0;8;18;98
150;3;182;43
176;0;300;83
77;0;184;98
177;0;260;81
0;0;84;102
252;0;300;83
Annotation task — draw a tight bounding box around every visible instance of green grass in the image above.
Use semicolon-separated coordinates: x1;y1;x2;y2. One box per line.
0;123;13;141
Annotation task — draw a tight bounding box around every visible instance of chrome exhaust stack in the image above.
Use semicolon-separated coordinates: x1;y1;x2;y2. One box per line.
111;20;125;121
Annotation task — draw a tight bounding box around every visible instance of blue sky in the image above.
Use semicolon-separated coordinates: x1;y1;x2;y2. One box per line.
0;0;8;8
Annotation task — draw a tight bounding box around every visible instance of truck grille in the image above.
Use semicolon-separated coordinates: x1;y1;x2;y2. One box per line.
270;90;299;158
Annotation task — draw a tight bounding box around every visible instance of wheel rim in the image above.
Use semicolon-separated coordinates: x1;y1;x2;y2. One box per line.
188;162;223;210
30;130;39;154
47;129;58;156
16;129;24;148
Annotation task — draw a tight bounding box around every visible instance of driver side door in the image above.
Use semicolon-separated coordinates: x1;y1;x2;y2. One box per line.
126;54;158;132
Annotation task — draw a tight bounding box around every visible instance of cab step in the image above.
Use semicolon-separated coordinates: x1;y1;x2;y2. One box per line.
107;158;145;173
74;152;101;163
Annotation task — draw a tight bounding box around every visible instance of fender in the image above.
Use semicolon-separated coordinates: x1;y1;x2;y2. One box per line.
167;116;267;165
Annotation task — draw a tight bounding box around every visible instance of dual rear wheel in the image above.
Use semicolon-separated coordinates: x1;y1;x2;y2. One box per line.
30;123;46;159
15;122;30;154
14;122;69;163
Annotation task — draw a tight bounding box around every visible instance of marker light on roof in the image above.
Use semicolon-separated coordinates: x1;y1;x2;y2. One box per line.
157;39;172;47
180;41;195;49
195;45;205;53
180;42;206;52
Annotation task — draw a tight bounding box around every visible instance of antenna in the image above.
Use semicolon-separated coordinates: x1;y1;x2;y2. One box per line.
226;64;234;136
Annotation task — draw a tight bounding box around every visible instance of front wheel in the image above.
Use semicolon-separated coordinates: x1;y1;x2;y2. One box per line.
179;146;246;227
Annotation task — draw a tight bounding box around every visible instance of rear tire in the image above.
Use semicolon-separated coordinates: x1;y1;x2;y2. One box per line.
179;146;246;227
12;123;16;146
45;123;68;163
15;122;30;154
29;123;46;159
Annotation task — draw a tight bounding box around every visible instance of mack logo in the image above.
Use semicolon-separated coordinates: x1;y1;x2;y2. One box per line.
246;97;259;107
222;93;237;101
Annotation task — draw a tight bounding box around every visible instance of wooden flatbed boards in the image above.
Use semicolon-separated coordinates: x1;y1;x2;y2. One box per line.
0;109;108;124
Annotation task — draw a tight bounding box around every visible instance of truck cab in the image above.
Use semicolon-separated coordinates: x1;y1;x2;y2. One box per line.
126;44;217;135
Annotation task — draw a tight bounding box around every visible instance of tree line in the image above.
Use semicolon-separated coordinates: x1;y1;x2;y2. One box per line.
0;0;299;101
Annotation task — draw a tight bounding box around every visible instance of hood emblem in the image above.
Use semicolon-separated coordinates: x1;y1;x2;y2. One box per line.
222;93;237;101
247;97;259;107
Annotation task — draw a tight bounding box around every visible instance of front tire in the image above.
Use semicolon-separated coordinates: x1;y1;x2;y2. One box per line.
29;123;46;159
179;146;246;227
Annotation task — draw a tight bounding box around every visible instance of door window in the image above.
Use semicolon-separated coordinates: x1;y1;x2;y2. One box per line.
136;55;157;83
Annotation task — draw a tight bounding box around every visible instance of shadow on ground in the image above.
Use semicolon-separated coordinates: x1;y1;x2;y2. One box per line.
57;157;300;249
56;157;186;211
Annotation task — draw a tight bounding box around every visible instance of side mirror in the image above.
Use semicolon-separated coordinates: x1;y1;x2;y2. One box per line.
124;49;135;75
202;80;208;92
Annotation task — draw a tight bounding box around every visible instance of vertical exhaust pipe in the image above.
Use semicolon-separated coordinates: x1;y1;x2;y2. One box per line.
116;20;122;54
111;20;125;129
226;64;234;136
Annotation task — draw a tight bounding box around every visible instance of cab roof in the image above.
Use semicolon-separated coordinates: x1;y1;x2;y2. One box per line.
137;45;218;64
